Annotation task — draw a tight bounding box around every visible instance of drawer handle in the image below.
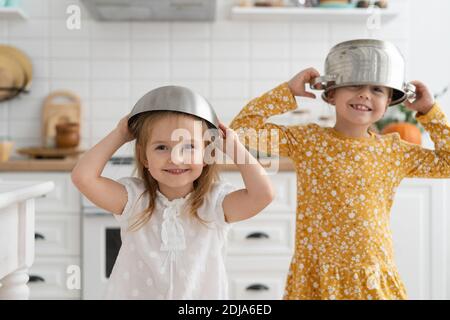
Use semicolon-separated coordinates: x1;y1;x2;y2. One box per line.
34;232;45;240
246;232;269;239
28;275;45;283
246;284;269;291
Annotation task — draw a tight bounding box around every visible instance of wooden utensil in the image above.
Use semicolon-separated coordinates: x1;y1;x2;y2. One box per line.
42;90;81;148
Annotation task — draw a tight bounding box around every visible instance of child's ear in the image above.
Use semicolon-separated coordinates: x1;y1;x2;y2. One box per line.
327;89;336;105
136;145;149;168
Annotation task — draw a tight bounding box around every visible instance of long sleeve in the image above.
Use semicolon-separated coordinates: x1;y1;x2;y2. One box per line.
399;103;450;178
229;82;304;158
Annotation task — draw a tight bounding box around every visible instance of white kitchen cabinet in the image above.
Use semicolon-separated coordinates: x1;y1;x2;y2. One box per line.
390;179;448;300
28;256;81;300
0;172;81;300
221;171;296;300
0;180;54;300
0;173;79;214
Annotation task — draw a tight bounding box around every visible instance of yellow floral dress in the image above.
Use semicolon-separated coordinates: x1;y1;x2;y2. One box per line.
230;83;450;300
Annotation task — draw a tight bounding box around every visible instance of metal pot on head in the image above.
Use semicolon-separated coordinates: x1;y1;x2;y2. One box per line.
311;39;416;106
128;85;219;129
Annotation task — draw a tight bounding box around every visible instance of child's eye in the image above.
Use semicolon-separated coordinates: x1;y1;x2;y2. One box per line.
155;145;168;151
373;87;386;94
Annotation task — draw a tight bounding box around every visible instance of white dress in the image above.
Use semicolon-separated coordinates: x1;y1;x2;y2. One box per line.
103;177;236;300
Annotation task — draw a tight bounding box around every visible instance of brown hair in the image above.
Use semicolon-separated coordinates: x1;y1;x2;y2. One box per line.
127;111;219;232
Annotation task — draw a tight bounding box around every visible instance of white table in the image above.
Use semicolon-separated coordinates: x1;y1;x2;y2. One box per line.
0;181;54;300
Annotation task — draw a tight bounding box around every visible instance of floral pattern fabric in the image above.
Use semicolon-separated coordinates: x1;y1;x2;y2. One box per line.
230;83;450;300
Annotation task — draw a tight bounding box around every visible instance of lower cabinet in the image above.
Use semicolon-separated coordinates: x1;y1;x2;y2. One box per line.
0;172;82;300
221;171;297;300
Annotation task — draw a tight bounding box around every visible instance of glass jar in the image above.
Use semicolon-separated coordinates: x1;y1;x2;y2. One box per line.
0;136;14;162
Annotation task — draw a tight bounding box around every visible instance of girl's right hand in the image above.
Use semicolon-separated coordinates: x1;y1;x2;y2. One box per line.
116;115;134;142
287;67;321;99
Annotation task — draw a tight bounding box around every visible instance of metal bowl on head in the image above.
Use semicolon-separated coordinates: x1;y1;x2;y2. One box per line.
311;39;416;106
128;85;219;129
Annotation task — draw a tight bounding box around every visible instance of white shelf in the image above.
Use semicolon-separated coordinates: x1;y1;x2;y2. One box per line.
0;7;27;20
230;6;399;23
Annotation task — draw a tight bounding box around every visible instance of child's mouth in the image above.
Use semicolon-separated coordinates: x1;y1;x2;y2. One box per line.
163;169;191;175
349;104;373;112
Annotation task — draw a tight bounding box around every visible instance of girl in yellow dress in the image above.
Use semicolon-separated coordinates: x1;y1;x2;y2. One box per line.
230;67;450;300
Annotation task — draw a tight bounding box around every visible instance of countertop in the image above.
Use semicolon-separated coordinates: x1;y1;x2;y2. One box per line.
0;180;55;209
0;157;81;172
0;157;295;172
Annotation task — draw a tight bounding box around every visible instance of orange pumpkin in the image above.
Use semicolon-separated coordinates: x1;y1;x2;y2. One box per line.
381;122;422;145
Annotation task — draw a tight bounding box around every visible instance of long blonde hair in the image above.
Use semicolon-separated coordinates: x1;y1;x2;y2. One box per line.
127;111;219;232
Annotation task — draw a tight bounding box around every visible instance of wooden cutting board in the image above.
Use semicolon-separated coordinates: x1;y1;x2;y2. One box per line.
42;90;81;148
16;147;84;159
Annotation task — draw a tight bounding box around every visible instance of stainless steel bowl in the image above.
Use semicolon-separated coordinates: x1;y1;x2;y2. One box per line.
128;85;219;129
311;39;416;106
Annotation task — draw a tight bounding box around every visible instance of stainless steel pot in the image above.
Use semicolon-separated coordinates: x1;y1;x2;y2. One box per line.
310;39;416;106
128;85;219;129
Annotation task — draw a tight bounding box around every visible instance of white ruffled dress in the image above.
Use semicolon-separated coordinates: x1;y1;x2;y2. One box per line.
103;177;236;300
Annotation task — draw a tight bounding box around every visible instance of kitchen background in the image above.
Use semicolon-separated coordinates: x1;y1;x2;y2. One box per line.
0;0;450;299
0;0;449;155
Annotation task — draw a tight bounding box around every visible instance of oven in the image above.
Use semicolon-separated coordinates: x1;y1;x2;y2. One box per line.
81;157;135;300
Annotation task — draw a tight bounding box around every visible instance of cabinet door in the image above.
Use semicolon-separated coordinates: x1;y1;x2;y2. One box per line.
28;256;81;300
219;172;297;213
35;214;80;256
226;256;291;300
227;214;295;255
390;179;446;300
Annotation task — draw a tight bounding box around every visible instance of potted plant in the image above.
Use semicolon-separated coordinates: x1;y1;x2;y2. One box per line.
374;85;448;145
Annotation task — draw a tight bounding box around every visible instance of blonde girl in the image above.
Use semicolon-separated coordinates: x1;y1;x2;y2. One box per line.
72;89;274;299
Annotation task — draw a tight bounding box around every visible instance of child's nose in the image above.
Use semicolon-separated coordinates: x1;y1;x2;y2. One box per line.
170;149;184;165
358;87;371;99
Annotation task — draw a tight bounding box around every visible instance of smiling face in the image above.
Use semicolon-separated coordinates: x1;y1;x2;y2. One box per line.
142;114;207;191
328;85;392;127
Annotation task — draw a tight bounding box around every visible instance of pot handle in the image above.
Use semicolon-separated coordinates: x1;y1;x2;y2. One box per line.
310;75;337;90
404;82;417;103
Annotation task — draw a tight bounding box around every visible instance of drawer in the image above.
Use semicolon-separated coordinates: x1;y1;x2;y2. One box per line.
0;173;80;214
35;214;80;256
227;214;295;255
28;256;81;300
220;172;297;213
226;256;291;300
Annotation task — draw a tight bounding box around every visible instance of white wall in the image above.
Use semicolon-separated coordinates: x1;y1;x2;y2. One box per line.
409;0;450;112
408;0;450;299
0;0;417;156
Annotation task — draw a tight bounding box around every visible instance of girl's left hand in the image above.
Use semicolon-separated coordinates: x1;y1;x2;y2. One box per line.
218;121;240;156
404;80;435;115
